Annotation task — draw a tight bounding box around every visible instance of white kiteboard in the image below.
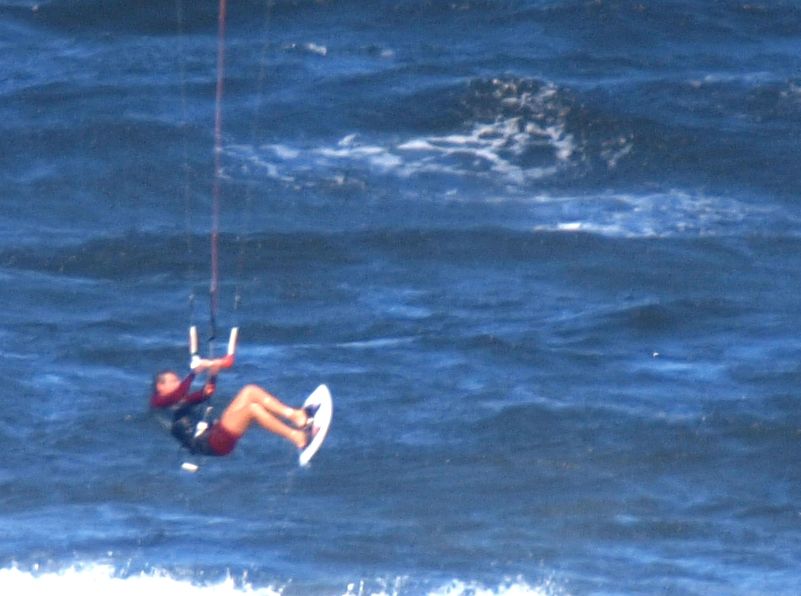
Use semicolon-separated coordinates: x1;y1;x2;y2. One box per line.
298;384;333;466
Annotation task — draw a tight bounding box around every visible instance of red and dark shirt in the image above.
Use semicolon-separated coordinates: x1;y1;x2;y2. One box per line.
150;373;215;409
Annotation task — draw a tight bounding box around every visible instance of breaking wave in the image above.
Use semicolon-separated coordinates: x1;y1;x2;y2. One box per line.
0;564;563;596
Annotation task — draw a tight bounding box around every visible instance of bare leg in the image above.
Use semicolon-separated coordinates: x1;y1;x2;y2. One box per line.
218;384;309;449
237;384;309;427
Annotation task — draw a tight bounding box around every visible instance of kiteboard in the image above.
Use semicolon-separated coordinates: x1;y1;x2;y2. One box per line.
298;384;333;466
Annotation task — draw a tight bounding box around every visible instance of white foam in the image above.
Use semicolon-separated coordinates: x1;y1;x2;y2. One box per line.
531;189;783;239
556;222;583;232
316;142;404;171
432;577;565;596
0;565;280;595
268;144;300;160
282;42;328;57
344;576;564;596
304;42;328;57
335;336;417;349
396;139;433;152
0;566;565;596
233;133;775;237
224;80;577;189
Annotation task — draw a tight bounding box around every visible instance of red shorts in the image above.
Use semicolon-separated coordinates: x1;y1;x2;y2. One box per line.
206;423;240;456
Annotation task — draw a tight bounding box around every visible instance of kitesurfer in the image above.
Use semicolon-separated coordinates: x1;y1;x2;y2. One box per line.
150;358;317;456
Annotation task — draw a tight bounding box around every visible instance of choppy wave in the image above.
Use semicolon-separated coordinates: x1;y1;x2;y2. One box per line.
227;77;582;190
0;565;560;596
3;1;801;593
229;151;794;238
223;66;801;208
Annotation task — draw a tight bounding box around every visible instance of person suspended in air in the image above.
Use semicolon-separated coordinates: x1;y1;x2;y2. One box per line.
150;329;318;457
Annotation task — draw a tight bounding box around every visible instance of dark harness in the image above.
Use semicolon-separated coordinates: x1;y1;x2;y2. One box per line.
171;402;216;455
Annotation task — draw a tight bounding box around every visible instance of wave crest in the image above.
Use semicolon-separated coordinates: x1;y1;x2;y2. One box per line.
228;76;587;194
0;564;562;596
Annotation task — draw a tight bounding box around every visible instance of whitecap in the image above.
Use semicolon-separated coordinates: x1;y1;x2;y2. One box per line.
0;565;281;595
223;79;579;189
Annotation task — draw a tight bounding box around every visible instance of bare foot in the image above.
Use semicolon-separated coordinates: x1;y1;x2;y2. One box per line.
290;408;309;429
294;425;319;450
291;429;308;450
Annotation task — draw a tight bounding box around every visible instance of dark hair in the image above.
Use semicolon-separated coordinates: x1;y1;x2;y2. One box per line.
152;369;178;393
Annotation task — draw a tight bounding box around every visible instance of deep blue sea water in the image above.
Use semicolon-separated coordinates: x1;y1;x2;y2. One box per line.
2;1;801;594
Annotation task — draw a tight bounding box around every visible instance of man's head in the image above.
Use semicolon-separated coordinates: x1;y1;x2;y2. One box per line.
153;370;181;396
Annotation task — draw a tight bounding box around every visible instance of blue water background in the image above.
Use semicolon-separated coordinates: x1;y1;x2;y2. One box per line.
2;1;801;593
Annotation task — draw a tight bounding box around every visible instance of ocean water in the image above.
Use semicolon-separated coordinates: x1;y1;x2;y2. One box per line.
2;1;801;594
